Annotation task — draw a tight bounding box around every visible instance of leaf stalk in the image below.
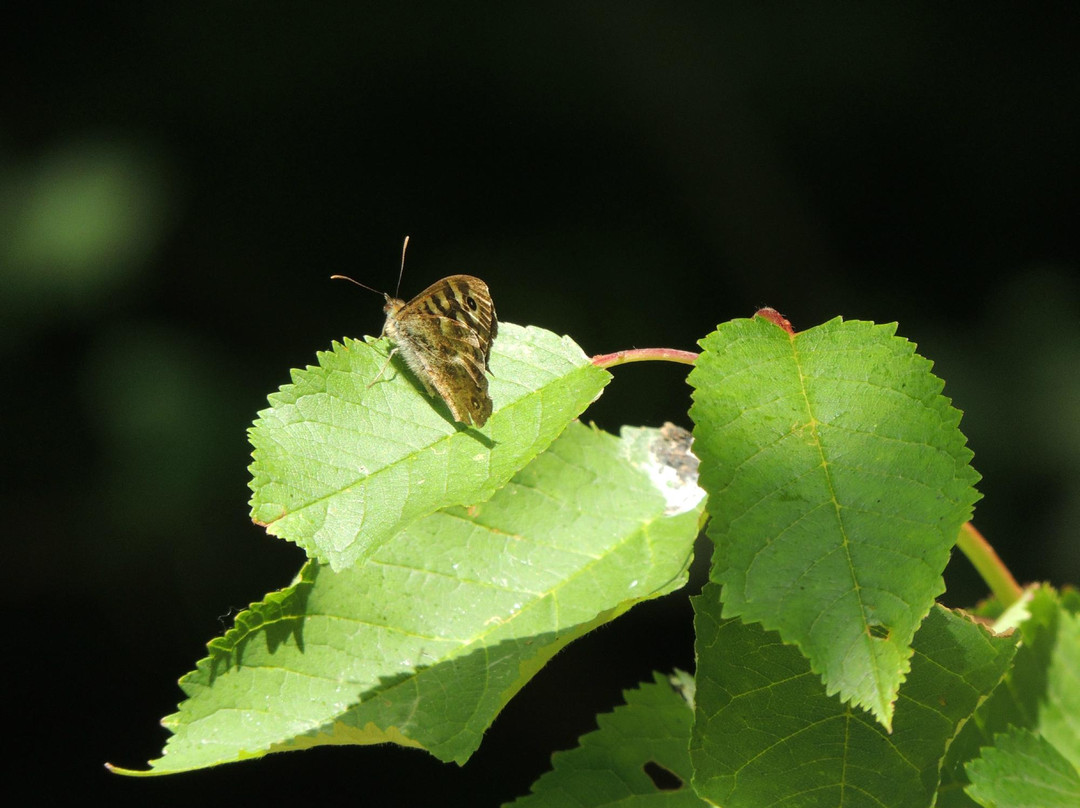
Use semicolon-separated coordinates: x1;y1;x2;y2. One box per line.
591;348;699;368
956;522;1023;607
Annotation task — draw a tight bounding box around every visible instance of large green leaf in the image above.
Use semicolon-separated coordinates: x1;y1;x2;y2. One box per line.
115;422;704;775
249;322;610;569
690;584;1017;808
506;672;707;807
688;316;981;728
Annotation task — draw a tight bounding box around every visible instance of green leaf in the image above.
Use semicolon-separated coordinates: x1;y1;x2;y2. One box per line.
249;322;611;569
688;316;981;728
941;586;1080;806
116;422;704;775
1035;604;1080;770
965;727;1080;808
505;672;707;807
690;584;1017;808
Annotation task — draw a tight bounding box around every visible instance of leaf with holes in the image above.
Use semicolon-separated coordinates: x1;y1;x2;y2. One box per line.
688;316;981;728
507;672;706;807
690;585;1016;808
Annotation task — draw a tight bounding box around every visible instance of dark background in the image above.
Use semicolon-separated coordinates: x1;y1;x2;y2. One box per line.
4;4;1078;805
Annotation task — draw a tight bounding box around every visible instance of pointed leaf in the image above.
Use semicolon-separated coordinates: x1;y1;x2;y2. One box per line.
690;584;1017;808
688;316;981;727
249;322;611;569
116;422;704;775
506;672;707;807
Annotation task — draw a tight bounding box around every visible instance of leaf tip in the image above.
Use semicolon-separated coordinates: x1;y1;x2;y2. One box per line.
104;761;154;777
250;504;286;528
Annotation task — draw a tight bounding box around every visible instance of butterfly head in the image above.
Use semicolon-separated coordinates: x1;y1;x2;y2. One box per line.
334;235;412;321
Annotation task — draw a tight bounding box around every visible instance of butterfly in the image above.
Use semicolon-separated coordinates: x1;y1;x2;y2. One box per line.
333;238;498;427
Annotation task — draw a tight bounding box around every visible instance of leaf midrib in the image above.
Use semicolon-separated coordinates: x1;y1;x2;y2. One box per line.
787;329;892;723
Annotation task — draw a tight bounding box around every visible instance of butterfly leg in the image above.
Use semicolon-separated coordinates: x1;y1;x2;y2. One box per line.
368;347;399;389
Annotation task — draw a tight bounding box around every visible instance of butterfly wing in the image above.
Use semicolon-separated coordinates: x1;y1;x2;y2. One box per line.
383;275;498;426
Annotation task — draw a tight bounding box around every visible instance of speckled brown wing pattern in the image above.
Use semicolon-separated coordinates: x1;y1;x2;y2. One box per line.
381;275;498;426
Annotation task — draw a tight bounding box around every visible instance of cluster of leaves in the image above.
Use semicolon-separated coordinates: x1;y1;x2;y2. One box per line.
112;317;1079;807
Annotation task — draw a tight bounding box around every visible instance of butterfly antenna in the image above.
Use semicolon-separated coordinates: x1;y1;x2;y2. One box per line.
395;235;410;298
329;274;385;297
